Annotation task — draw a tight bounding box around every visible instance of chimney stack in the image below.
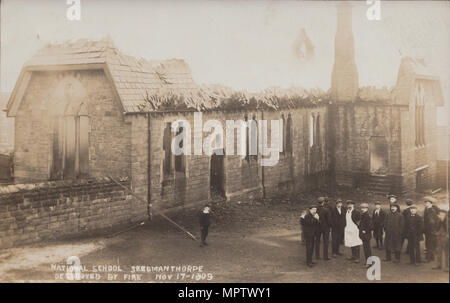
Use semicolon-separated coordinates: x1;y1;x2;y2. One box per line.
331;2;359;102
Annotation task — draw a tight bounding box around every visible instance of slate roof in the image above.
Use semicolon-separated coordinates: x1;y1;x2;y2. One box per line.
399;57;440;80
17;38;330;112
24;38;197;112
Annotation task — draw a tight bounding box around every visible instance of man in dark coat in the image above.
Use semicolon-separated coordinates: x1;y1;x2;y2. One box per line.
372;201;386;249
433;209;449;272
402;199;414;254
314;197;331;260
330;198;346;258
199;204;211;247
384;203;404;263
359;203;373;267
403;204;423;266
423;197;439;262
299;210;307;246
300;205;320;267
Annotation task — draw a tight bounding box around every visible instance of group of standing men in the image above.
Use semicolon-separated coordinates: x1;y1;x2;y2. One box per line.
299;195;449;272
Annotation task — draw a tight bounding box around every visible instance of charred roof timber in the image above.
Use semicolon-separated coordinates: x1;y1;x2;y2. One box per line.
5;36;445;117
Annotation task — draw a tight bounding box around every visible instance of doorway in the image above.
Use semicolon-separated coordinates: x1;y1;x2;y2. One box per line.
416;167;428;192
369;136;389;175
210;149;225;198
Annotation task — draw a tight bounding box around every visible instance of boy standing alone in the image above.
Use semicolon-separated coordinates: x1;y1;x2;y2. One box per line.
199;204;211;247
300;205;320;267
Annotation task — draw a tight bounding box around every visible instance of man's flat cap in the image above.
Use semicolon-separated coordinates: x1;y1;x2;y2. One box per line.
390;203;400;210
360;203;369;208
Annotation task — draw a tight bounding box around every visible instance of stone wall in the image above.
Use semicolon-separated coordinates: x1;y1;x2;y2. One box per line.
14;70;131;183
0;153;13;183
400;79;439;193
0;93;13;152
138;106;330;210
333;102;405;193
0;178;145;248
262;107;329;197
436;160;449;190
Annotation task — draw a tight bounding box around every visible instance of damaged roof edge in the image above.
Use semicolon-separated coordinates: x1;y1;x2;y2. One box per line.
6;63;107;117
7;39;446;115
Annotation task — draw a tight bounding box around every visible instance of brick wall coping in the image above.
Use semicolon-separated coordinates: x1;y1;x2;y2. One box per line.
0;177;129;195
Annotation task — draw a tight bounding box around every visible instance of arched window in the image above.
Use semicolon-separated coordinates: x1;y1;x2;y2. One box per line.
286;114;292;155
309;113;315;147
315;114;321;146
77;103;89;178
51;102;89;180
250;115;258;160
415;83;425;147
243;114;258;162
175;121;186;174
162;122;172;178
63;104;76;179
280;114;285;154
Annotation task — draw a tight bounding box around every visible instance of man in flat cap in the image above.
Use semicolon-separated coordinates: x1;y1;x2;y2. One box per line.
402;199;414;254
330;198;346;258
314;197;332;260
403;204;423;266
388;194;397;202
372;201;386;249
384;203;404;263
300;205;320;267
344;200;362;263
433;209;449;272
359;203;373;267
404;199;414;213
423;197;439;262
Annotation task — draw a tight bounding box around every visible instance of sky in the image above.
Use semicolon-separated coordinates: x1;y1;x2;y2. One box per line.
1;0;449;123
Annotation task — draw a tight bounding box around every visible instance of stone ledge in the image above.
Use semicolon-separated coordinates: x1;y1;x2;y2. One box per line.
0;177;130;195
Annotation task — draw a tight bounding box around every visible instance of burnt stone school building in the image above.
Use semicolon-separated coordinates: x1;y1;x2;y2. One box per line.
4;39;330;211
0;4;444;247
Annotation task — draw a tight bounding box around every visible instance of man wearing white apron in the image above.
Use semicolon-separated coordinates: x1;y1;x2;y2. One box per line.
345;200;362;263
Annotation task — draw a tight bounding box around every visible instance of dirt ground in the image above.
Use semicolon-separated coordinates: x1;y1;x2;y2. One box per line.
0;187;448;283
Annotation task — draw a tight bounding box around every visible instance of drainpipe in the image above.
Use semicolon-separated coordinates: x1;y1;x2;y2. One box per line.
147;113;152;220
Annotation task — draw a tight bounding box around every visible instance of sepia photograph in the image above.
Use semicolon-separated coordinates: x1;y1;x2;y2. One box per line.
0;0;449;286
